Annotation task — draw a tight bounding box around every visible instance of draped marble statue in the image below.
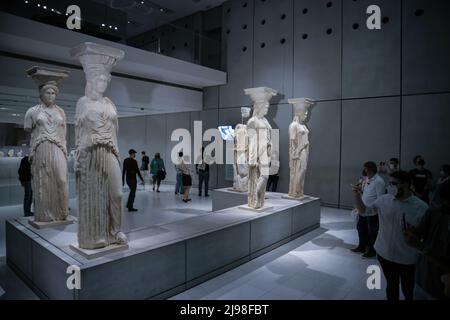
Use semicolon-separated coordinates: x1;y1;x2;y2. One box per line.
232;107;251;192
70;42;127;250
243;87;277;210
287;98;315;199
24;66;70;225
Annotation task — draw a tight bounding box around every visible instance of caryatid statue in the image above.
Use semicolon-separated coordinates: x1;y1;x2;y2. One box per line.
24;66;70;225
287;98;315;199
244;87;277;210
70;42;127;250
232;107;251;192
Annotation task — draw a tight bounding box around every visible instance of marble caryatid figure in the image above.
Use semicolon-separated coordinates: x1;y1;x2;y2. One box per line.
24;66;69;223
244;87;277;210
70;42;127;250
287;98;315;199
232;107;251;192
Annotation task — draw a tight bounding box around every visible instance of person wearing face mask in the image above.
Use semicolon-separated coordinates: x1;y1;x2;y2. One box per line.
430;164;450;207
353;170;428;300
351;162;385;258
403;180;450;299
379;158;400;185
409;155;433;204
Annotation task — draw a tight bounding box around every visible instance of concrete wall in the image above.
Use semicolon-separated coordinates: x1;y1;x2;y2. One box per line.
117;0;450;207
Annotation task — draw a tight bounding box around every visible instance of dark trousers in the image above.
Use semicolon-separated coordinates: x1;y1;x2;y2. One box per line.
377;255;415;300
266;175;279;192
126;179;137;209
198;170;209;196
22;181;33;217
357;214;379;251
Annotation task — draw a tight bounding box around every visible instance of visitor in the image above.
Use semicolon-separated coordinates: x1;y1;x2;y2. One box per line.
351;161;385;258
122;149;144;212
181;155;192;203
379;157;400;185
430;164;450;207
140;151;150;183
409;155;433;204
150;152;165;192
266;154;280;192
18;155;33;217
403;180;450;300
174;151;184;195
353;170;428;300
196;147;210;197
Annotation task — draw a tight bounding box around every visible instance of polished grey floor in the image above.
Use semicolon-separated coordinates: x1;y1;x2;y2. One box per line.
0;184;388;300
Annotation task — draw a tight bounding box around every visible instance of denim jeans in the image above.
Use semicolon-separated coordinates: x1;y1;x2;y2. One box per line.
175;173;184;194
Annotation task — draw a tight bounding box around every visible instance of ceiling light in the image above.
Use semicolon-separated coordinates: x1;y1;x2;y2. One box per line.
101;23;105;27
37;4;40;7
11;113;21;117
25;1;29;3
0;107;9;110
115;27;118;30
43;5;47;9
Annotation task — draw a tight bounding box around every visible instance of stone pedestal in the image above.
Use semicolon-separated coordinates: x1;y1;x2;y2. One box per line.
70;243;129;260
28;215;76;229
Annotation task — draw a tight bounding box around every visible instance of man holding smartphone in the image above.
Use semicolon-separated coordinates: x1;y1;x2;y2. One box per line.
353;170;428;300
351;161;385;258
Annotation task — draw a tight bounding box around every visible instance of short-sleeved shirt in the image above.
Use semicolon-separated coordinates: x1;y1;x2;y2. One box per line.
361;174;386;217
409;168;432;195
367;194;428;265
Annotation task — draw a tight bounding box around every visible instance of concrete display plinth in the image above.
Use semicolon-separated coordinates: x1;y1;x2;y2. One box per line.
6;194;320;300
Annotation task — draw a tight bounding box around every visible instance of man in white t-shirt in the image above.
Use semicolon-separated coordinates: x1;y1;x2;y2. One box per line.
353;170;428;300
351;161;386;258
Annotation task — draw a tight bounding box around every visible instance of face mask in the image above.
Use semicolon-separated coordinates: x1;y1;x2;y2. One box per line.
387;185;398;197
389;164;396;170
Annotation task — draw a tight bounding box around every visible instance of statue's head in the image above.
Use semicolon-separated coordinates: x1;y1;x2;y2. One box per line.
244;87;277;118
39;82;59;106
26;66;68;106
70;42;124;98
241;107;251;119
290;98;315;123
254;101;270;117
85;68;111;95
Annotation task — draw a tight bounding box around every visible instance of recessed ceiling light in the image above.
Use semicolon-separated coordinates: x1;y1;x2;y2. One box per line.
43;5;47;9
101;23;105;27
115;27;118;30
37;4;41;7
0;107;9;110
25;1;29;3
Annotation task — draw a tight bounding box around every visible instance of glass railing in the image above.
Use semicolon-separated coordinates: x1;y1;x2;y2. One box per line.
0;0;223;70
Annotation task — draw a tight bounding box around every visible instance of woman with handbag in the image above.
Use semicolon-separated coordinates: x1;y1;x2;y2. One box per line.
150;153;165;192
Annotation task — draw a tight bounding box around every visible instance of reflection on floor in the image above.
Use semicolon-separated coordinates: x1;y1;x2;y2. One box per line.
0;186;388;300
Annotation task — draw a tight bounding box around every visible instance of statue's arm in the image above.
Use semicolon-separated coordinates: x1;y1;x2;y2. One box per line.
24;108;34;132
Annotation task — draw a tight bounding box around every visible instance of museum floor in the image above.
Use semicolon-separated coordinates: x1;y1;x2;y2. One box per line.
0;184;388;300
